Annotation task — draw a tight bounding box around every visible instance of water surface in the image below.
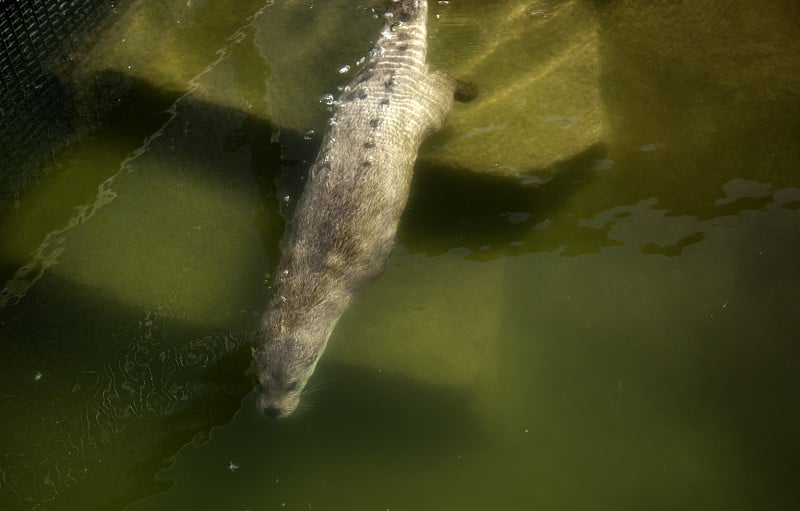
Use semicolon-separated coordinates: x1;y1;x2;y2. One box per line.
1;0;799;509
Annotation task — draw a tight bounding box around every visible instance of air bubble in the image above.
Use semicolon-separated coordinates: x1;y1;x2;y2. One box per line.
319;93;336;106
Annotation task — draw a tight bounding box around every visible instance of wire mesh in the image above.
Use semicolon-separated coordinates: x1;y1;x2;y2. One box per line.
0;0;117;210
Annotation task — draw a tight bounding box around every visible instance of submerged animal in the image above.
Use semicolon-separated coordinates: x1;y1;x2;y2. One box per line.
253;0;474;417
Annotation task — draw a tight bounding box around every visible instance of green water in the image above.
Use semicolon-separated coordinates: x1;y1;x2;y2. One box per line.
1;0;799;509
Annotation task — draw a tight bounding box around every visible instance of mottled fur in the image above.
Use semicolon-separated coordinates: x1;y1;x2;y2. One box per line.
253;0;461;417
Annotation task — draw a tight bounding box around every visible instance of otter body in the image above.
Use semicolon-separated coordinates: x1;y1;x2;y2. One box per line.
254;0;463;417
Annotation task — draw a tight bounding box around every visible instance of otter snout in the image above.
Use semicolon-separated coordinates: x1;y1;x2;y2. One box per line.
256;386;299;419
263;405;283;418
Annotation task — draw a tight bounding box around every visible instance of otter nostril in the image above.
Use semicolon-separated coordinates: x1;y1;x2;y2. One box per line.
263;406;282;418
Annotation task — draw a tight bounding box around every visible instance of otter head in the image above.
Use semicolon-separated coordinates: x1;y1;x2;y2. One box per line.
253;334;322;418
252;291;345;418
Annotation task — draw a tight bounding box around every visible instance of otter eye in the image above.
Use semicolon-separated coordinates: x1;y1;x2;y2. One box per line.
286;381;298;392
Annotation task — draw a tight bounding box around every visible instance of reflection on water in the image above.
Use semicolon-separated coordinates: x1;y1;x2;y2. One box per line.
1;0;799;509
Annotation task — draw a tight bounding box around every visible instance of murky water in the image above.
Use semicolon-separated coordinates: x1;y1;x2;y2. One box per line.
1;0;799;509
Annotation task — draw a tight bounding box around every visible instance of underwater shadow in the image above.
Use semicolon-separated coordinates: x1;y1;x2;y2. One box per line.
0;271;255;509
400;142;610;258
247;361;484;459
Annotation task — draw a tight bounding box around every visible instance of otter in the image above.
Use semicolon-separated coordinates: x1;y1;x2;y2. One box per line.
253;0;474;418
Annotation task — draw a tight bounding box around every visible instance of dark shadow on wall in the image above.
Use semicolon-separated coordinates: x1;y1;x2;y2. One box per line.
127;359;487;510
401;142;612;259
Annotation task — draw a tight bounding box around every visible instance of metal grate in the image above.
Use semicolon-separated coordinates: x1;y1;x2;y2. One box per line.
0;0;116;211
